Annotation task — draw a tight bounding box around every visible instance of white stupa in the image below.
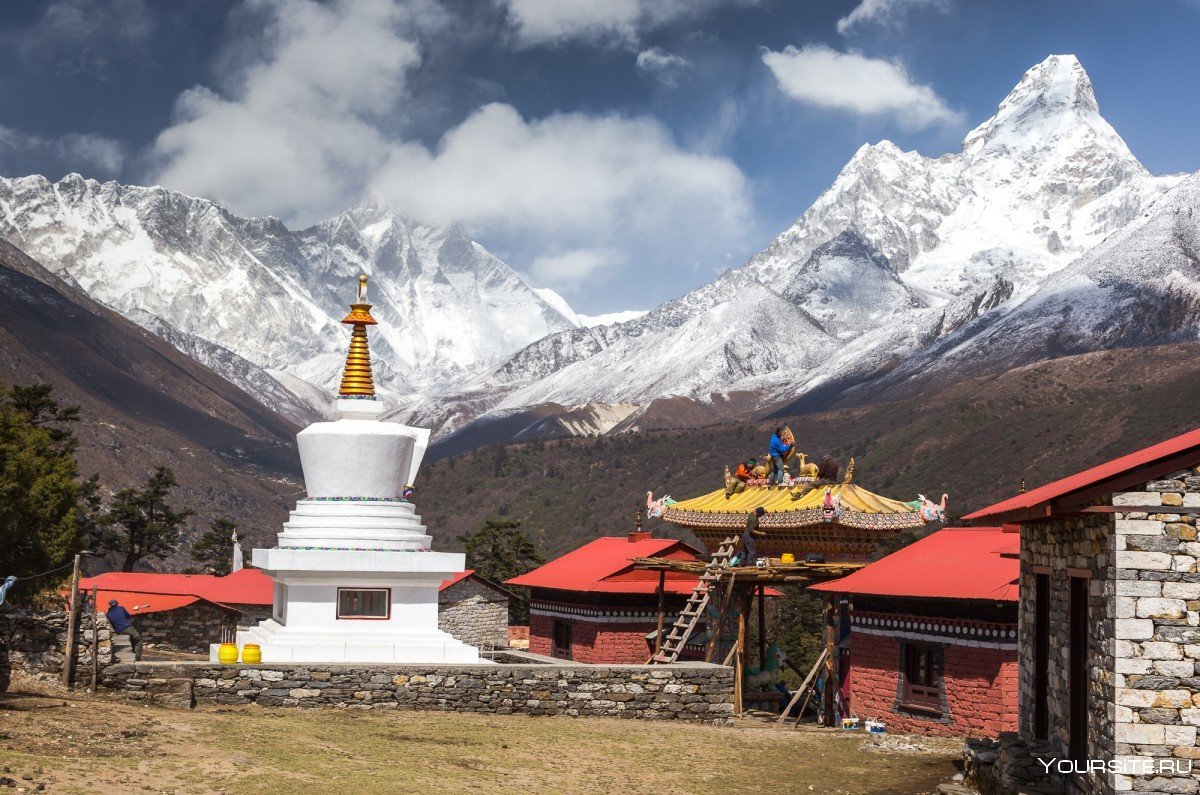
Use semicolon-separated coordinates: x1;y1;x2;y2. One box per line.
214;276;480;663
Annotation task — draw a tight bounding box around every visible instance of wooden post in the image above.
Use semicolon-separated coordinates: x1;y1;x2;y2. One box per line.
734;601;746;718
757;584;767;669
821;594;836;727
653;570;666;656
61;553;83;688
90;586;99;693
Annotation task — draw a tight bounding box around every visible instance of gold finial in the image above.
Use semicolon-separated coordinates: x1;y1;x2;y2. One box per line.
338;274;378;397
635;507;643;530
1019;478;1027;494
843;457;855;484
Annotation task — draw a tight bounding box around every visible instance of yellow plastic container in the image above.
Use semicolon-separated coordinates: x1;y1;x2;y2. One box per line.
241;644;262;664
217;642;239;665
780;553;795;564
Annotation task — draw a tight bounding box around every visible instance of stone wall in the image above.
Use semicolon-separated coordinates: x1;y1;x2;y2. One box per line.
845;628;1018;738
131;603;270;653
438;578;508;649
1017;511;1114;794
1108;473;1200;793
0;608;114;689
1004;468;1200;795
99;661;734;723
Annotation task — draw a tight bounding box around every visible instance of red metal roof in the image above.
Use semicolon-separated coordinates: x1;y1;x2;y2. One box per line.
964;427;1200;523
809;528;1017;602
80;568;274;614
506;535;707;595
440;569;474;591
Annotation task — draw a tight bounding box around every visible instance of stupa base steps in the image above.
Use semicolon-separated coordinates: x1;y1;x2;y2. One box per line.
210;620;483;664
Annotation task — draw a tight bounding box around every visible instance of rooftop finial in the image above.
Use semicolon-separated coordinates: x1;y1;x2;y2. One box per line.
843;457;856;484
338;275;378;398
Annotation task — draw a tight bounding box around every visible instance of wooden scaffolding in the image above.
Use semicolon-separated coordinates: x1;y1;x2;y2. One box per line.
634;555;863;723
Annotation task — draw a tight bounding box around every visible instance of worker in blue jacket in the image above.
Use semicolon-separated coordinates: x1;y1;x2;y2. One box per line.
768;427;793;487
106;599;143;660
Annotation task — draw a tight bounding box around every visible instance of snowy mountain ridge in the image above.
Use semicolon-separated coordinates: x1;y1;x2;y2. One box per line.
0;177;589;422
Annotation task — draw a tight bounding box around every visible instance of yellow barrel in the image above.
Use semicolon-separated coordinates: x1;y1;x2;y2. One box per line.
241;644;262;665
217;642;239;665
780;553;795;564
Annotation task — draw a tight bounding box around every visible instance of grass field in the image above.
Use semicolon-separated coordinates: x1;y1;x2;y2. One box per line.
0;684;962;794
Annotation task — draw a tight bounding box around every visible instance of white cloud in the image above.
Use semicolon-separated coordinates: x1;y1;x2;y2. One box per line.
636;47;690;85
0;124;124;177
149;0;422;223
837;0;949;35
502;0;753;47
528;249;613;294
761;44;963;129
147;0;752;295
373;102;750;266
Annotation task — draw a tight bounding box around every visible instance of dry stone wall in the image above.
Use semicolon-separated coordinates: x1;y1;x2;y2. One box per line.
438;578;508;649
0;609;114;690
100;661;734;724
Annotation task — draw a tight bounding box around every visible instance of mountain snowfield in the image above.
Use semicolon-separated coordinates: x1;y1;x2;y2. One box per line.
0;183;584;423
422;54;1190;437
0;54;1195;444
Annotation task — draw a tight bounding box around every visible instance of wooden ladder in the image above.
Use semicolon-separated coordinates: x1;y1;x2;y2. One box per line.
651;535;739;664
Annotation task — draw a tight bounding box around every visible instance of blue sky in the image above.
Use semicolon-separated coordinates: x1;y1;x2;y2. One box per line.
1;0;1197;314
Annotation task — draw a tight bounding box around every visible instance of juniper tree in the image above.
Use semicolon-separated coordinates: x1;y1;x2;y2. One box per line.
457;518;544;624
190;517;245;576
94;467;194;572
0;386;84;587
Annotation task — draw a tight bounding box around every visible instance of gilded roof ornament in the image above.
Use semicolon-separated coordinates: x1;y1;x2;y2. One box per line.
338;274;377;397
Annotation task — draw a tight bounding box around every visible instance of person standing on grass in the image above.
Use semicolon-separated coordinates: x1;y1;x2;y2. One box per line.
105;598;143;660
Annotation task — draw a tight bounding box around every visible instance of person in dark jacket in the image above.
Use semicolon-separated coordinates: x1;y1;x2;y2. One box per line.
737;507;768;565
768;428;793;487
106;599;142;660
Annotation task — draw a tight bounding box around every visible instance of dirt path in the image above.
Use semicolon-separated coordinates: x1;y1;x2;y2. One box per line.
0;683;962;794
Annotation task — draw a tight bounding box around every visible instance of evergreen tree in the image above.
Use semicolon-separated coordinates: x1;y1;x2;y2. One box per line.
458;518;544;624
190;517;245;576
94;467;194;572
0;387;84;587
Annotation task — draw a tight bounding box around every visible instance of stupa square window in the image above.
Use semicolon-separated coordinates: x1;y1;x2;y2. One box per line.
337;588;390;619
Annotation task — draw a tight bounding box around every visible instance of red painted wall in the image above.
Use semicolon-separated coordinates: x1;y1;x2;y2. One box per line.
845;629;1017;737
530;614;658;664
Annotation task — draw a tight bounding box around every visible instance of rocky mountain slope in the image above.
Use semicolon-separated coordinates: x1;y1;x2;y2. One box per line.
0;238;301;567
423;54;1186;442
422;341;1200;558
0;184;580;425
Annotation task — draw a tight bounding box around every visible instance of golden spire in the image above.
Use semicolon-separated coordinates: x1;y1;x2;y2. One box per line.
843;457;856;484
338;274;378;397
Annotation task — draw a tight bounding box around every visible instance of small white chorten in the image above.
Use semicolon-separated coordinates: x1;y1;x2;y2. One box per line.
215;276;480;663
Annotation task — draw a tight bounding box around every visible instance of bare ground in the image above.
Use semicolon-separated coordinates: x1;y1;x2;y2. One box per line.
0;679;962;795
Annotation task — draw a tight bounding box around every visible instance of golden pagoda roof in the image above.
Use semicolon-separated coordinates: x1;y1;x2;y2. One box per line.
661;482;925;532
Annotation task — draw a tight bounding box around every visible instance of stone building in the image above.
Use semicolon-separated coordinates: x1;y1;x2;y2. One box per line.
507;531;709;664
436;570;512;650
964;429;1200;794
811;527;1019;738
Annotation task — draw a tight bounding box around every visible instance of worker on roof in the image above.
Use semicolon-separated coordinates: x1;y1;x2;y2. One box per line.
106;598;142;660
735;507;767;565
768;428;793;488
726;458;756;499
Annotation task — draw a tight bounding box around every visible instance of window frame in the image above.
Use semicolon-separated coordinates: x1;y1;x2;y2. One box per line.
900;641;944;714
335;587;391;620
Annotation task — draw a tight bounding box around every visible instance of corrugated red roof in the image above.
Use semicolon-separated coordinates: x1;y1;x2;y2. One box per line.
506;535;707;595
809;527;1017;602
964;427;1200;522
80;568;274;613
440;569;474;591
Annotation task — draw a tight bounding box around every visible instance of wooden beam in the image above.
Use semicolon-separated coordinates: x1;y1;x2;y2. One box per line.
653;570;666;656
757;584;767;670
61;553;83;689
